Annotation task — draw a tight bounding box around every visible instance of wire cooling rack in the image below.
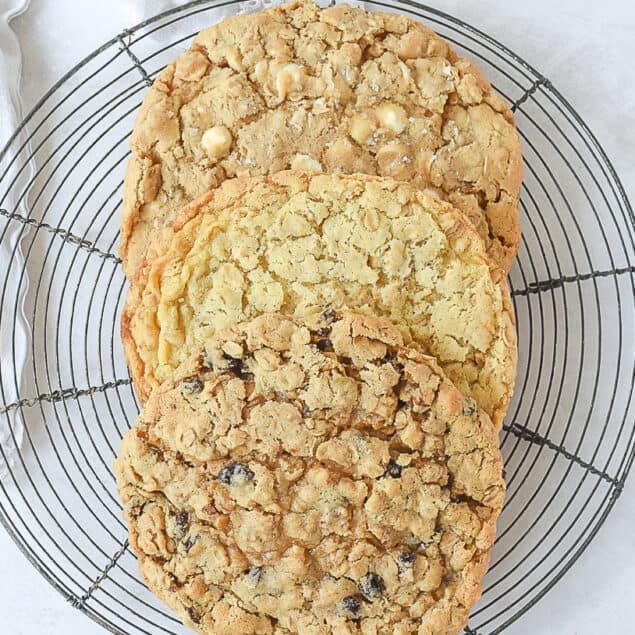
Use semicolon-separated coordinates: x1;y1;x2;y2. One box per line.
0;1;634;633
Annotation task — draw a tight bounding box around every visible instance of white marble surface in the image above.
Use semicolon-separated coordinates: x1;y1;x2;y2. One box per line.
1;0;634;633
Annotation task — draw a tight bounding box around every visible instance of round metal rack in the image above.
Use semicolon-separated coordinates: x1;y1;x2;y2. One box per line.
0;1;633;633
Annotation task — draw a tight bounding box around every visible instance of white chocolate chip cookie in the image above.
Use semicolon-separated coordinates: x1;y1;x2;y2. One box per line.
120;0;522;278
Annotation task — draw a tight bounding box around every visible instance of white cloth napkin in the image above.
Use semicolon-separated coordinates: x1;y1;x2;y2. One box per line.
0;0;30;479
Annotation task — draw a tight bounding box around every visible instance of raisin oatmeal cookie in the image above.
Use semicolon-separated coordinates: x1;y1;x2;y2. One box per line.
115;311;506;635
122;172;516;428
120;0;522;278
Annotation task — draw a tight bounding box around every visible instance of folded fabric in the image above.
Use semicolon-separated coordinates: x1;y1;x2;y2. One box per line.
0;0;31;479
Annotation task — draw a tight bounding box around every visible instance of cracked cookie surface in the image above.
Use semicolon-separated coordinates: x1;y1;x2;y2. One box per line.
122;171;517;428
120;0;522;278
115;311;505;635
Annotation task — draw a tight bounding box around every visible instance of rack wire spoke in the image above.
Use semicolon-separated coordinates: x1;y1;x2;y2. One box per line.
0;379;132;415
510;77;551;112
503;423;622;487
117;32;154;87
0;1;633;634
69;540;130;610
511;265;635;295
0;207;121;262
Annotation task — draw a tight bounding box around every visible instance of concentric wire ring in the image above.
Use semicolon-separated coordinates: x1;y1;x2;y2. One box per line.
0;1;633;633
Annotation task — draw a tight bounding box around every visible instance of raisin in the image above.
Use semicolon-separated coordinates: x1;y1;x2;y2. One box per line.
398;550;416;565
186;607;201;624
247;567;262;585
217;462;255;486
222;352;248;378
385;459;402;478
322;308;337;323
463;398;477;416
340;595;361;615
359;572;384;600
173;511;189;541
201;349;215;370
175;511;189;532
338;356;353;366
316;338;334;352
184;536;198;553
396;550;416;574
315;327;331;337
181;377;203;395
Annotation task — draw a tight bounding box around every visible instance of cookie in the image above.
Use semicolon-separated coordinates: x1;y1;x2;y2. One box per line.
120;0;522;278
115;311;506;635
122;171;517;428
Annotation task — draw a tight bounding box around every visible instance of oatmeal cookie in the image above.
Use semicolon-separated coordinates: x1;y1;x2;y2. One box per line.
120;0;522;277
122;172;516;428
115;311;506;635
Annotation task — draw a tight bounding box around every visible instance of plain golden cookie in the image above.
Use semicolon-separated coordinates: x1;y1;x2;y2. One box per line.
120;0;522;277
122;171;517;428
115;311;506;635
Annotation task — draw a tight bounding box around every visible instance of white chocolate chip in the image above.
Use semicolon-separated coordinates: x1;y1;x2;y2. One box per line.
291;154;323;172
349;116;376;145
276;63;305;100
375;103;408;134
201;126;233;162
